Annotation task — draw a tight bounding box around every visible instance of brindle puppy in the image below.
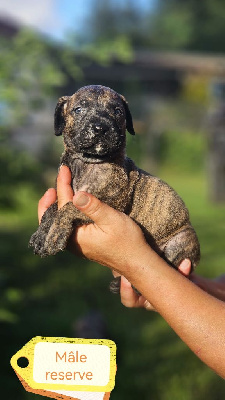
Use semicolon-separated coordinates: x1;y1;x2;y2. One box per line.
29;85;200;293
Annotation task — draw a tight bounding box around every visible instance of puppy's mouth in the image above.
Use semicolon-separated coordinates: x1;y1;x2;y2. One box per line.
81;144;122;162
74;129;125;162
82;153;113;162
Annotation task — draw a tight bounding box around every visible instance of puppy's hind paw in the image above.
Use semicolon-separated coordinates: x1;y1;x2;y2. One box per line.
109;276;141;296
109;277;121;294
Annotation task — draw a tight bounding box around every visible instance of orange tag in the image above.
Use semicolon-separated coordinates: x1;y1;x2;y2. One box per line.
10;336;116;400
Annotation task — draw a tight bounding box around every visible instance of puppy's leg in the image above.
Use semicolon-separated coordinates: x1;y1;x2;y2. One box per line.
29;202;58;257
43;202;92;256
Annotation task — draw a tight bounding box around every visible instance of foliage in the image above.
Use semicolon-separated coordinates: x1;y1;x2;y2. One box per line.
158;129;206;172
0;130;41;209
0;29;67;127
82;0;146;50
147;3;194;50
156;0;225;52
84;0;225;53
83;35;133;66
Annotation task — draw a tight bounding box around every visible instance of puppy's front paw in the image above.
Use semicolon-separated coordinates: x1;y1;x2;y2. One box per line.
44;225;69;255
30;202;92;257
29;229;49;257
43;201;81;255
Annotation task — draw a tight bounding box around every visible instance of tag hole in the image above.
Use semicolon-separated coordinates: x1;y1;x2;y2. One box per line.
17;357;29;368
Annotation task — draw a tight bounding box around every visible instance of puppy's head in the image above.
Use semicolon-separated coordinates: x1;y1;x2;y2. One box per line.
54;85;135;162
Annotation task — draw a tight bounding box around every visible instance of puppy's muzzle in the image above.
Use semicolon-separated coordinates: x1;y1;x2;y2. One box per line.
80;120;111;146
74;117;124;158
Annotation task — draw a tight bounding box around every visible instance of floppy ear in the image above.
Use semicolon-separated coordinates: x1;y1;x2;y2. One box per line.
119;94;135;135
54;96;69;136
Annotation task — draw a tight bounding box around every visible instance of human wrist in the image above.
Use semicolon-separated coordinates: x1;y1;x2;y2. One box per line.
122;243;158;285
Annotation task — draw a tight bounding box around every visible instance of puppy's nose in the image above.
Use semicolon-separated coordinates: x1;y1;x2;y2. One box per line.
94;124;103;133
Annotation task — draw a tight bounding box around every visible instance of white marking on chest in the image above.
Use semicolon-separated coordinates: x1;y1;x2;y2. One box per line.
95;144;103;153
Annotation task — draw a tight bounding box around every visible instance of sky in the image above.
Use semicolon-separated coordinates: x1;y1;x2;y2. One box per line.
0;0;154;42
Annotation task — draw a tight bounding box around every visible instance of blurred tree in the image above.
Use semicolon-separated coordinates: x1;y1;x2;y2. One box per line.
148;0;225;52
146;2;194;50
0;29;76;128
0;28;78;208
80;0;148;50
84;0;225;53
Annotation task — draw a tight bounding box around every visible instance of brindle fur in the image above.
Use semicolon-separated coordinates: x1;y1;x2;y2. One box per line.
29;85;200;294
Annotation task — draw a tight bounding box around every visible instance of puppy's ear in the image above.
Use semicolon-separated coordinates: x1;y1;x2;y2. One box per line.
54;96;69;136
120;94;135;135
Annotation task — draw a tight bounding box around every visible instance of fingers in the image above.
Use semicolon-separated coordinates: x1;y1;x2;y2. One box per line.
120;276;140;307
178;258;192;277
143;300;156;311
38;165;73;223
120;276;155;310
38;188;57;223
57;165;74;209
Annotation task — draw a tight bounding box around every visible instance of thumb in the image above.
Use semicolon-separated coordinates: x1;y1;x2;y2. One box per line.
73;191;120;226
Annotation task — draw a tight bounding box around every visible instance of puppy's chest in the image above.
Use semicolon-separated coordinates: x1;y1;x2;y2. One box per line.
70;159;135;212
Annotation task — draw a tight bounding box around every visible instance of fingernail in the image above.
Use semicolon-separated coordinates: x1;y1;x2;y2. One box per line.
74;192;90;207
182;258;191;268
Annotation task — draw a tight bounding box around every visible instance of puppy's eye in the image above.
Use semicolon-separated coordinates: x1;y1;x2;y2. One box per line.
115;108;122;116
74;107;82;114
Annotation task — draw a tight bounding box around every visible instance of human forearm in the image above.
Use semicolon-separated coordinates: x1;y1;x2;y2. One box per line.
126;250;225;378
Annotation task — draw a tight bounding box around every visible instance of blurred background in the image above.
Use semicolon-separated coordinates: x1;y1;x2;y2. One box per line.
1;0;225;399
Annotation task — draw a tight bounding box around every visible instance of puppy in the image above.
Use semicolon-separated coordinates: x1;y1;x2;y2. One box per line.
29;85;200;293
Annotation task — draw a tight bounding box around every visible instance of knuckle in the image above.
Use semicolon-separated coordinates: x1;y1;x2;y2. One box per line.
86;199;111;222
121;299;135;308
86;200;102;218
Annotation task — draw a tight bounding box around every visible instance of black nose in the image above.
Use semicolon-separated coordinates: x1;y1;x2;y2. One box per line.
94;124;102;133
94;123;108;134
